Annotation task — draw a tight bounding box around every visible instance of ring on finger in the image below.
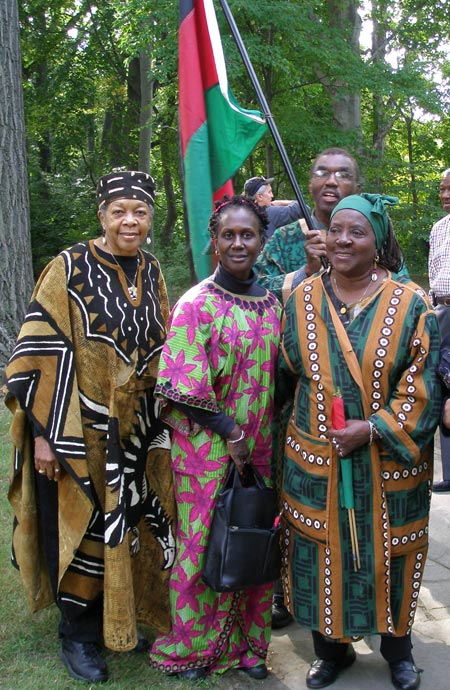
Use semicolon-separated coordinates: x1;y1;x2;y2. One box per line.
55;468;60;473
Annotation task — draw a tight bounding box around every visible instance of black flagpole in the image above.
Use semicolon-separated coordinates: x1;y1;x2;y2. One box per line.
218;0;313;230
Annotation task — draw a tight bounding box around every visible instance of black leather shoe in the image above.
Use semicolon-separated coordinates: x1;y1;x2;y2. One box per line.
132;630;150;652
390;659;422;690
240;664;268;679
432;479;450;492
272;596;294;629
306;646;356;689
60;639;108;682
178;667;208;680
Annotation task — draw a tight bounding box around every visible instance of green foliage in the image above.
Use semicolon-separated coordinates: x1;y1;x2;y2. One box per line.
16;0;450;279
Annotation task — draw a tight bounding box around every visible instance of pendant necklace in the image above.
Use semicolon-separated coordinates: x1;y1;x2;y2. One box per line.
333;271;378;314
108;251;140;300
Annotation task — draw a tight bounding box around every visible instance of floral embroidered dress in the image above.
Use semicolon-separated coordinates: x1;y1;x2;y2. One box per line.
149;265;282;675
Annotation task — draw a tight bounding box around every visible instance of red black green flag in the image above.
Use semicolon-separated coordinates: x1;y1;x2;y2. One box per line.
179;0;268;280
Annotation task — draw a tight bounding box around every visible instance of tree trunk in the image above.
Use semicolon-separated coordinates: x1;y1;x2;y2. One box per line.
159;122;178;247
404;110;418;208
138;48;153;174
0;0;34;375
322;0;362;135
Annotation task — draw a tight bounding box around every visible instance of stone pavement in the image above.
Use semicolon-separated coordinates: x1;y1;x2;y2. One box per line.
225;436;450;690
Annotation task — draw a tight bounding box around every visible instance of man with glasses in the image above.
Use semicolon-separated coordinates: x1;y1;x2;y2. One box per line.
255;148;361;305
243;175;304;239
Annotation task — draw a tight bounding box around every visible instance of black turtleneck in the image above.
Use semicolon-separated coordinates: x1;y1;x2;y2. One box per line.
212;262;266;296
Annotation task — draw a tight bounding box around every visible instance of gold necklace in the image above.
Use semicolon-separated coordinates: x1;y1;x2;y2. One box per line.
333;271;378;311
108;250;140;300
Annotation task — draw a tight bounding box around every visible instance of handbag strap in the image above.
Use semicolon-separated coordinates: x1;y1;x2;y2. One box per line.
228;461;266;489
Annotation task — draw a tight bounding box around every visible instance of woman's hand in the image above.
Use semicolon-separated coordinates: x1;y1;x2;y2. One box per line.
34;436;62;482
327;419;372;457
226;426;250;475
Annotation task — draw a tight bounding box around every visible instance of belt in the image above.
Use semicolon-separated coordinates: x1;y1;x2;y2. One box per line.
436;296;450;306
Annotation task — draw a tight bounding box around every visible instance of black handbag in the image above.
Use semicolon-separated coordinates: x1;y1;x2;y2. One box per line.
202;462;281;592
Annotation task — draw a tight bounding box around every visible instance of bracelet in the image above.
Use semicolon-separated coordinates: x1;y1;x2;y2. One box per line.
227;429;245;444
367;420;377;445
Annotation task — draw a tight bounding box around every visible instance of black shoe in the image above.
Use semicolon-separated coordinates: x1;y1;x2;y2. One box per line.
60;639;108;683
178;668;208;680
240;664;268;680
306;646;356;689
390;659;422;690
132;630;150;652
432;479;450;492
272;597;294;629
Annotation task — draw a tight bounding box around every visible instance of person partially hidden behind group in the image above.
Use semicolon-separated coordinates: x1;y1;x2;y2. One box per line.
278;193;441;690
428;167;450;492
5;171;176;683
149;195;282;681
243;174;303;239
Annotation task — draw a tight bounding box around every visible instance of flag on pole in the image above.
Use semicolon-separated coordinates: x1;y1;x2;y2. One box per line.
179;0;268;280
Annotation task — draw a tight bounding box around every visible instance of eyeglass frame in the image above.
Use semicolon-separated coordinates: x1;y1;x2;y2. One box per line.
311;168;354;180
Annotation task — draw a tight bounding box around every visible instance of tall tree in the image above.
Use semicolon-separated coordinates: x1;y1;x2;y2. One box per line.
0;0;34;373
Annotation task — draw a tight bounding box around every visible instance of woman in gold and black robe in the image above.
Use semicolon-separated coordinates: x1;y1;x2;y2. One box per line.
5;171;176;683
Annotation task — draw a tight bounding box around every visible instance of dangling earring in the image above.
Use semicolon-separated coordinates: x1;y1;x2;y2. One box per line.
146;236;151;245
372;254;380;281
102;231;107;246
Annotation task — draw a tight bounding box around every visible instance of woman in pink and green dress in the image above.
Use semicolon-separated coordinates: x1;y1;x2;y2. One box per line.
149;195;282;681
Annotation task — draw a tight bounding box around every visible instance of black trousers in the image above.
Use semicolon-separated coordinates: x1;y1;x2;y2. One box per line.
436;304;450;481
35;471;103;643
312;630;413;664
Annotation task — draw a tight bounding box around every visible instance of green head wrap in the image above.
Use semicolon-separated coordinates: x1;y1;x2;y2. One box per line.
330;193;398;252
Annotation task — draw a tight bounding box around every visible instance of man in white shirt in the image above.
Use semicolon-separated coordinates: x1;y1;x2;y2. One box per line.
428;167;450;492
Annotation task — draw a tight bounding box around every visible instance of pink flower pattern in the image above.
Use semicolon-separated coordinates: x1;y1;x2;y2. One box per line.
150;281;281;675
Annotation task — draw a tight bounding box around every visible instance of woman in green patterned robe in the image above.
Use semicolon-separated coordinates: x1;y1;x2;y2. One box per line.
278;194;441;690
149;196;282;681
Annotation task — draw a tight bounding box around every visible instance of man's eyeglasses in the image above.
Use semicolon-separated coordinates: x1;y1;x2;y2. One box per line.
312;169;353;180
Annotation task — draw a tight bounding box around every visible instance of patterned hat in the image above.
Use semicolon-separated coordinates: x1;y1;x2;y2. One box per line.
96;171;156;206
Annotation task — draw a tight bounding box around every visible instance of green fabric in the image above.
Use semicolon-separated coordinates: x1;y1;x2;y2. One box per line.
330;193;398;251
204;86;268;191
278;272;440;639
184;87;267;280
255;221;309;302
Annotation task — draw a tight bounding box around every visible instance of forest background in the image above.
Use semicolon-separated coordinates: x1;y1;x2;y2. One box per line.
1;0;450;371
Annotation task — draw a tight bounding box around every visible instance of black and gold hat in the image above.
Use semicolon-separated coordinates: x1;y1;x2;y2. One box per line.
96;171;156;206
